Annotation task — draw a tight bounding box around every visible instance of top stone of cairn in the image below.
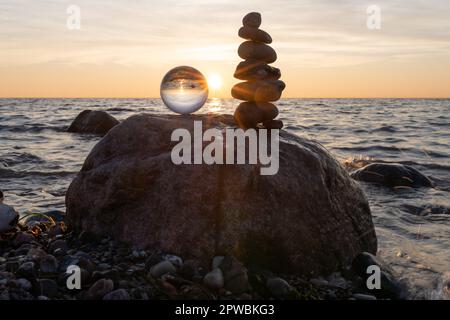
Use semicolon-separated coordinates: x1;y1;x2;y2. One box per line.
242;12;261;28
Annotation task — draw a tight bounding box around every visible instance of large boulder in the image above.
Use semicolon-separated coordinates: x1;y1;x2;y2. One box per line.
350;163;434;188
67;110;119;135
66;114;377;275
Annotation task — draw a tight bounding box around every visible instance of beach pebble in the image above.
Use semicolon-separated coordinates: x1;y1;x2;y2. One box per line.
150;261;176;278
242;12;261;28
219;257;249;294
203;268;224;290
16;278;32;291
103;288;130;300
327;272;349;289
212;256;225;270
38;279;58;298
12;232;35;247
238;41;277;63
48;239;68;255
27;247;47;260
310;278;329;287
239;26;272;43
17;261;37;279
352;293;377;300
0;204;18;233
162;254;183;269
179;259;202;279
40;254;58;273
86;278;114;300
267;278;293;298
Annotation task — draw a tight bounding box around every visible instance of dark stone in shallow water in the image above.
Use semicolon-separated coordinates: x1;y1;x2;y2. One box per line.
66;113;377;276
352;252;407;300
350;163;434;188
68;110;119;135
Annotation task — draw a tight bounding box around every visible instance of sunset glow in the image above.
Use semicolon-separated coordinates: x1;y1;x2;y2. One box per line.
0;0;450;98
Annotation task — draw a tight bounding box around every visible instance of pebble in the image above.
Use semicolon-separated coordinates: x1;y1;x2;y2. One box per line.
12;232;35;247
48;240;68;255
203;268;224;290
238;41;277;63
38;279;58;298
238;26;272;44
179;259;201;279
242;12;261;28
231;80;285;102
103;288;130;300
27;247;47;260
234;102;265;128
86;278;114;300
150;261;176;278
234;60;281;81
352;293;377;300
220;257;249;294
310;278;329;287
16;278;32;291
0;203;19;233
212;256;225;270
266;277;293;298
17;261;37;279
162;254;183;269
40;254;58;274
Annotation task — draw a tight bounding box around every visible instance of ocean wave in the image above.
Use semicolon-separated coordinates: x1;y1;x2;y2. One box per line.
0;124;67;133
0;168;76;179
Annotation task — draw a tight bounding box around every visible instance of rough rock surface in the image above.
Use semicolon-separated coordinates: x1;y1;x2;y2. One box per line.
67;110;119;135
66;114;377;276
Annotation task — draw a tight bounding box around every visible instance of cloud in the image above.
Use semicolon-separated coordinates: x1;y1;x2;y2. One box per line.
0;0;449;69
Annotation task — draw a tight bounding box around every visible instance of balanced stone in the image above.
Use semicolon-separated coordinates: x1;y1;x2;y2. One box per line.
234;102;264;128
238;41;277;63
238;26;272;44
231;80;285;102
242;12;261;28
233;102;278;129
234;60;281;80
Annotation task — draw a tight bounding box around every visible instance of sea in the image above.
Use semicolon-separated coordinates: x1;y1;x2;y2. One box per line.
0;98;449;299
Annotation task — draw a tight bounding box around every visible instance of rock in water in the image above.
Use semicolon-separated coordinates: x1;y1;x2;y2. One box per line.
0;204;18;233
67;110;119;135
350;163;434;188
66;114;377;276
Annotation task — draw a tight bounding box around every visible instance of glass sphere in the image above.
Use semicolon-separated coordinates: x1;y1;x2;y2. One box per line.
160;66;209;114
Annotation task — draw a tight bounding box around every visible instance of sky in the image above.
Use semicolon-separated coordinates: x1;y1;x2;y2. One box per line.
0;0;450;98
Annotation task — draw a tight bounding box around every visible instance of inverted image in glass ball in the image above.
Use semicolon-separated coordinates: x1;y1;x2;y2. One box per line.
160;66;209;114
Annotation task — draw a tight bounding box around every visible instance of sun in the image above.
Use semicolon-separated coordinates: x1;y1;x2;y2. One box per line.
207;74;223;90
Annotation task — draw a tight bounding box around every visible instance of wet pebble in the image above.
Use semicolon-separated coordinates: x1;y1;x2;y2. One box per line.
203;268;224;290
150;261;176;278
103;288;130;300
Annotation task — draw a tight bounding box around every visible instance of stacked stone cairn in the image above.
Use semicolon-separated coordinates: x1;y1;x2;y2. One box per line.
232;12;285;129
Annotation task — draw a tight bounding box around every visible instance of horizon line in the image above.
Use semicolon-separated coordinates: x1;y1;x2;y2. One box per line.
1;97;450;100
